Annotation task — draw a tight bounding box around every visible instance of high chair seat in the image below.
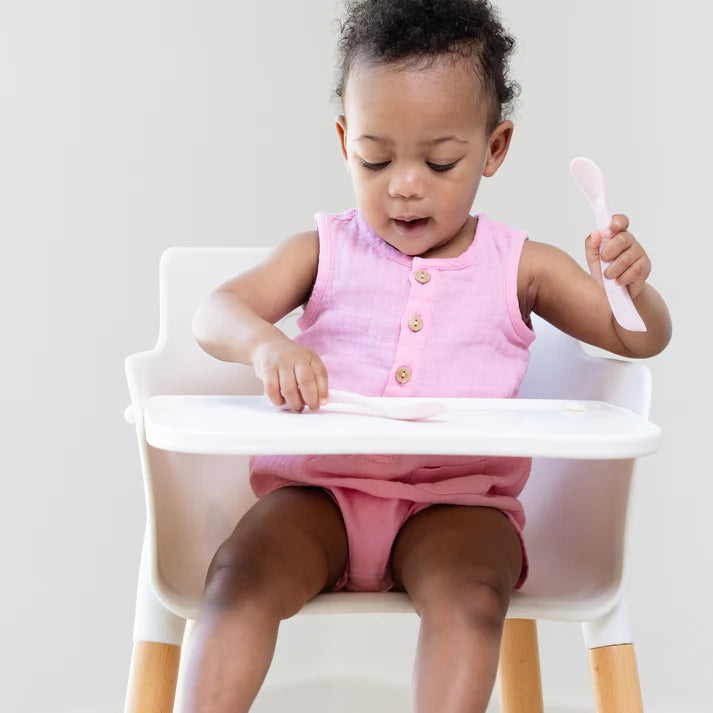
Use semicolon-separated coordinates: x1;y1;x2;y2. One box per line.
124;247;659;713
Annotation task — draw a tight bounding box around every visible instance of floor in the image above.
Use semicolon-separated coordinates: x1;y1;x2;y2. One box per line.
251;676;592;713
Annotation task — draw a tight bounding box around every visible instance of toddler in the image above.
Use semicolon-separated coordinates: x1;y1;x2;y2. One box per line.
180;1;672;711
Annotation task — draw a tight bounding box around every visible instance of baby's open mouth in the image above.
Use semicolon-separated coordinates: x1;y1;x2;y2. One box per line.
394;217;429;231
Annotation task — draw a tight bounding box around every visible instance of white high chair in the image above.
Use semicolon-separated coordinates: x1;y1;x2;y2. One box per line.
123;247;661;713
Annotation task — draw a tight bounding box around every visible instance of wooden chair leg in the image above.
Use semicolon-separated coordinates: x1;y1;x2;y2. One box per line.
589;643;643;713
497;618;544;713
124;640;182;713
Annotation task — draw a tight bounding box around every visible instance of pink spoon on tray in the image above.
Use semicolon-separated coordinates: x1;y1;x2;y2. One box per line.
272;389;446;420
326;389;446;421
570;157;646;332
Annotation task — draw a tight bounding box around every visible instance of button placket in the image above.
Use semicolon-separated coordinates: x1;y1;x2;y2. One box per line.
384;263;436;395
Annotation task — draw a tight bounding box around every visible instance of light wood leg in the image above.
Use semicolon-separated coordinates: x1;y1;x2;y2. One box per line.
497;618;544;713
124;640;181;713
589;643;643;713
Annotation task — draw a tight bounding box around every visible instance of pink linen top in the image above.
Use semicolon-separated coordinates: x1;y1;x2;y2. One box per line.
295;208;535;397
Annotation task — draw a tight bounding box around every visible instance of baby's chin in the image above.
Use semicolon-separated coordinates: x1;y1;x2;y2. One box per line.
387;238;446;258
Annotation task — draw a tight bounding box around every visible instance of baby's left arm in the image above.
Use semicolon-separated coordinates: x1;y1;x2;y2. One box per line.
527;214;672;358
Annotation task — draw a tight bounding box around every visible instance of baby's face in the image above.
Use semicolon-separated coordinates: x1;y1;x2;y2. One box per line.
336;57;512;258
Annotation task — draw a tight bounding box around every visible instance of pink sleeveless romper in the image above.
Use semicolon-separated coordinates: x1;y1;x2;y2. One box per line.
250;208;536;592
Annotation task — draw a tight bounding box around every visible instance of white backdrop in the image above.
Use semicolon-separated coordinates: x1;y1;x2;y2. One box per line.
1;1;711;712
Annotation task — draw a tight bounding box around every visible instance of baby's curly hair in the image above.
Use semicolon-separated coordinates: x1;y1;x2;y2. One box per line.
335;0;520;132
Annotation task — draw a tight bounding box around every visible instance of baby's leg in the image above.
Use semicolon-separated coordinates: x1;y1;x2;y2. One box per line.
390;505;522;713
175;486;348;713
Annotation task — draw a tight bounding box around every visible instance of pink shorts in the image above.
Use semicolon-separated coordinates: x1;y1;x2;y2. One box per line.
249;453;530;592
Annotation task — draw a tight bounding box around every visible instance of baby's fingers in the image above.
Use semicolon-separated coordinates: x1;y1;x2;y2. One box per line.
601;230;635;263
313;358;329;407
279;364;305;412
602;241;639;280
605;213;630;239
294;360;320;411
295;356;329;411
620;259;649;286
261;367;285;407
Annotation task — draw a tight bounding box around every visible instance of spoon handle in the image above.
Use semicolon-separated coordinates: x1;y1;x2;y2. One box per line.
597;208;648;333
570;157;647;332
327;389;378;409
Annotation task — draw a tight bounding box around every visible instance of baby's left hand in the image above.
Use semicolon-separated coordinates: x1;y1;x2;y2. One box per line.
584;214;651;300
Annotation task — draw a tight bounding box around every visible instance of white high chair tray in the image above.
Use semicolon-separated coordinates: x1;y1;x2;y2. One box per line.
142;395;660;459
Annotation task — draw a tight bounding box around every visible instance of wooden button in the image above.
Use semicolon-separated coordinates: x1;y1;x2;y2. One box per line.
395;366;412;384
408;315;423;332
414;270;431;284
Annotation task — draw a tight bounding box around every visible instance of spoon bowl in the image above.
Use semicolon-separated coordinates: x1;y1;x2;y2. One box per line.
570;157;611;228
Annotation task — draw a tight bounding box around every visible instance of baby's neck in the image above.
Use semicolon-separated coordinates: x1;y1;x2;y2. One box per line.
416;216;478;260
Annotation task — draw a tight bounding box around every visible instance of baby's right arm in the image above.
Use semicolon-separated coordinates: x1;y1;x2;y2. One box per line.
192;230;328;412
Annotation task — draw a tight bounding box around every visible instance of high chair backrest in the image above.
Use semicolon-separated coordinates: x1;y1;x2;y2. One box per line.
126;247;652;621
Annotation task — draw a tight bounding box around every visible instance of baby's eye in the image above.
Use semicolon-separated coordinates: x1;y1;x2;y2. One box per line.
361;160;390;170
427;162;458;172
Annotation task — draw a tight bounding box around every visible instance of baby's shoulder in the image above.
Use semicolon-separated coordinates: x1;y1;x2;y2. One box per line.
516;239;543;315
516;238;571;314
517;237;586;307
274;229;319;259
257;229;319;294
517;238;547;287
519;238;573;281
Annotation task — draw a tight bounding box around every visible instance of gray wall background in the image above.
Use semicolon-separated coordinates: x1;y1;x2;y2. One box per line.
1;1;710;712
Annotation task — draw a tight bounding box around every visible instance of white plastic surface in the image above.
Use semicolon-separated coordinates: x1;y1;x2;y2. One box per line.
581;594;633;649
125;247;660;647
132;528;187;646
570;157;647;332
143;394;660;459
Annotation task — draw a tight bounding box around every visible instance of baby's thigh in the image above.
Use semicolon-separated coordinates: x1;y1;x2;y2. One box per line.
204;486;348;618
390;505;522;617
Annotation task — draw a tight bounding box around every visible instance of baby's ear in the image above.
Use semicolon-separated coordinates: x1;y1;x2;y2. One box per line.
483;120;513;177
335;115;349;164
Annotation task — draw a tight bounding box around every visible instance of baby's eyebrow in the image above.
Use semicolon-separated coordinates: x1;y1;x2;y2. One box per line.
355;135;468;146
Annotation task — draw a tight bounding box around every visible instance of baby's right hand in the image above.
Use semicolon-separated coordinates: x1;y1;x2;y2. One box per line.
250;337;329;412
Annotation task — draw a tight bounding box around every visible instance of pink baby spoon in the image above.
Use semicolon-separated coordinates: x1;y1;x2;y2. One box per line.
570;157;647;332
327;389;446;420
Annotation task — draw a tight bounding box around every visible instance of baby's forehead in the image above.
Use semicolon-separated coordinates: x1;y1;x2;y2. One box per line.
344;56;491;130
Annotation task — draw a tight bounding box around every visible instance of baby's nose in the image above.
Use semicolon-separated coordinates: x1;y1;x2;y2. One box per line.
388;168;425;200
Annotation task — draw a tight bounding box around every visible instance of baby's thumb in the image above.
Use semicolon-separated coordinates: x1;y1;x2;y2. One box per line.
585;231;604;286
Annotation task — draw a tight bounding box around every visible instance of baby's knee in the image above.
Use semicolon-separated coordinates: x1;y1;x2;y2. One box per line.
204;523;331;620
418;576;510;633
203;539;287;616
458;579;509;631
